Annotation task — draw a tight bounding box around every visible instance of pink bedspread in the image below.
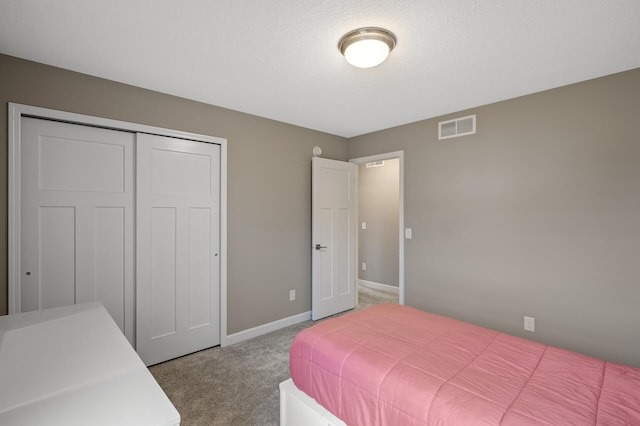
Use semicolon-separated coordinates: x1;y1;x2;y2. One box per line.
290;304;640;425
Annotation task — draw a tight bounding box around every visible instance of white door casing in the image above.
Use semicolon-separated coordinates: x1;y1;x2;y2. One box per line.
350;151;405;305
311;157;357;320
20;117;135;344
136;133;221;366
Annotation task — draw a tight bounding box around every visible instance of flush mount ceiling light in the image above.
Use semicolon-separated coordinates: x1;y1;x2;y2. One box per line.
338;27;397;68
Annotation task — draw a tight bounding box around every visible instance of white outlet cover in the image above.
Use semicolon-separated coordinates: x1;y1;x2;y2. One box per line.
524;316;535;332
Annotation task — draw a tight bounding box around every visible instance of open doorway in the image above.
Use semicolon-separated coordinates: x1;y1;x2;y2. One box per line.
350;151;404;307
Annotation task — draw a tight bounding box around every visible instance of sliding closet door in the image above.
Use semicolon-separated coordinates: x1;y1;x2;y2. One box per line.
20;117;135;344
136;133;221;366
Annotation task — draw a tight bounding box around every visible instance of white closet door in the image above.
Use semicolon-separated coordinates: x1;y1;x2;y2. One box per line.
136;133;221;366
20;117;135;344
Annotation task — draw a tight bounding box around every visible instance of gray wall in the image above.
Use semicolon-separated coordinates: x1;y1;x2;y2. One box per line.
0;54;348;334
347;68;640;368
3;53;639;368
358;159;399;286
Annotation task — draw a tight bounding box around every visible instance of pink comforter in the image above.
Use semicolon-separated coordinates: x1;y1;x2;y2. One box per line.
290;304;640;425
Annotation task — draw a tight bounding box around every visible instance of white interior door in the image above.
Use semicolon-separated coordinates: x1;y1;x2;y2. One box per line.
136;133;221;366
20;117;135;344
312;157;357;320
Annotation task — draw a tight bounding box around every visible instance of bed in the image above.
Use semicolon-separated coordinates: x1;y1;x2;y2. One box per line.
281;303;640;425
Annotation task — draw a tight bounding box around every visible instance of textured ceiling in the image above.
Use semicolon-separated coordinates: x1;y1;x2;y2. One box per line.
1;1;640;137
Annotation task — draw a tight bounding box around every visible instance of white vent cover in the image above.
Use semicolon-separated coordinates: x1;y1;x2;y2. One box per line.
366;160;385;168
438;114;476;140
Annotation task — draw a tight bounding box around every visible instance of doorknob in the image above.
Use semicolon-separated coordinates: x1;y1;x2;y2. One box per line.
315;244;327;250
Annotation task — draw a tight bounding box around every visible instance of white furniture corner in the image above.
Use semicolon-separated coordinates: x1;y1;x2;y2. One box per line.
280;378;345;426
0;302;180;425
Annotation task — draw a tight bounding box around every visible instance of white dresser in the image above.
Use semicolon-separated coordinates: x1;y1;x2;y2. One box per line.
0;302;180;425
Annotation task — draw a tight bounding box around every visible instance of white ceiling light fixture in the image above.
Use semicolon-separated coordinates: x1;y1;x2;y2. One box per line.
339;27;397;69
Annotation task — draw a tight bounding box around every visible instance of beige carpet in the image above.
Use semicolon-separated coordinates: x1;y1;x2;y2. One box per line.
149;286;398;426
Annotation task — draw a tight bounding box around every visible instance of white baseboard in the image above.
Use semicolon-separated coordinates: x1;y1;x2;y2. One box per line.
358;279;399;294
223;310;311;346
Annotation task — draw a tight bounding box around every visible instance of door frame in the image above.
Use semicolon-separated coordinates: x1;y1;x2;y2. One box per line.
7;103;229;345
349;151;405;305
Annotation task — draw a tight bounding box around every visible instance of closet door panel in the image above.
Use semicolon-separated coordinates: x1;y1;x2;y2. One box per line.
20;117;135;344
137;133;221;366
188;207;212;329
151;207;178;338
94;207;127;333
38;206;76;310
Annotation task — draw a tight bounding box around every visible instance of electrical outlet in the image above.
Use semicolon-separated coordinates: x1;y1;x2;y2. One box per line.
289;290;296;301
362;262;367;271
361;222;367;230
524;316;535;332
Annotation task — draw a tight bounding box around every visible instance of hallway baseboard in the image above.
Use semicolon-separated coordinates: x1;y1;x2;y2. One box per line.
358;279;399;294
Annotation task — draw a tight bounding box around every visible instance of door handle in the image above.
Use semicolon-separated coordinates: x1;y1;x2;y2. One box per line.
315;244;327;250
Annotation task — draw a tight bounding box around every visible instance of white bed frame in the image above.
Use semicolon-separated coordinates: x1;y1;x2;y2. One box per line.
280;379;346;426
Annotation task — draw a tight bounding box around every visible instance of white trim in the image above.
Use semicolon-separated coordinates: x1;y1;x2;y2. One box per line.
349;151;405;305
219;139;229;347
8;103;229;346
358;279;399;295
225;311;311;346
7;105;21;314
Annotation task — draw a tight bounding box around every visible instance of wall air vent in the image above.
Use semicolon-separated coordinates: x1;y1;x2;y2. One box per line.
438;114;476;140
366;160;385;168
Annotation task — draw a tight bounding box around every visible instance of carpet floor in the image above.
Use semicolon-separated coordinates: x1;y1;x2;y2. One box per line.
149;286;398;426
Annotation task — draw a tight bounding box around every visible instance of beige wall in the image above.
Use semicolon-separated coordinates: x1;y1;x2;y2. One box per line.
358;159;399;286
348;68;640;367
4;53;640;367
0;54;348;334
